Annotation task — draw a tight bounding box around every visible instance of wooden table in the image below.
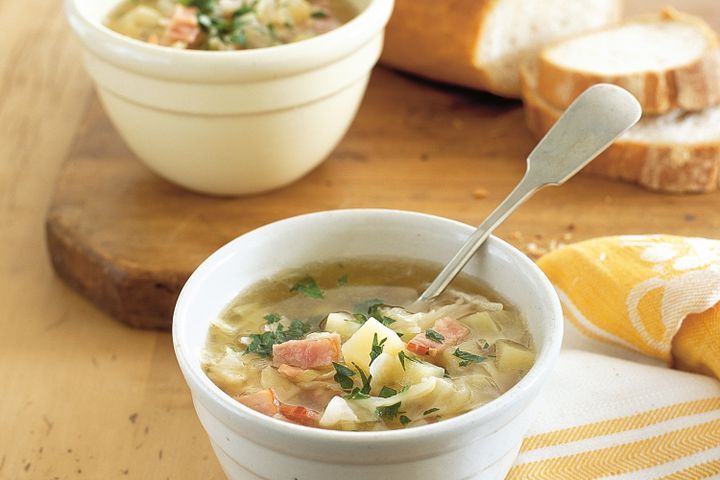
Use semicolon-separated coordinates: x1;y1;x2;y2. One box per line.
2;1;718;478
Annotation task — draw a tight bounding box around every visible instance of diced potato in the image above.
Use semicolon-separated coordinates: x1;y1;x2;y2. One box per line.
319;396;359;429
401;358;445;385
369;352;405;392
286;0;312;23
325;312;362;341
114;6;163;37
461;312;501;335
256;0;311;27
495;340;534;374
341;318;405;373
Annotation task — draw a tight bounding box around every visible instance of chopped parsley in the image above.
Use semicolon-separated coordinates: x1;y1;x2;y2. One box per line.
337;274;348;286
232;4;256;17
351;313;368;324
423;408;440;416
229;31;247;47
398;351;421;370
244;319;310;357
263;312;281;324
376;402;402;420
425;329;445;343
378;386;397;398
189;0;258;49
399;415;411;426
368;303;397;327
353;298;384;315
352;362;373;395
453;348;486;367
311;10;329;18
178;0;216;14
380;316;397;327
333;362;356;390
289;275;324;299
346;388;370;400
369;333;387;364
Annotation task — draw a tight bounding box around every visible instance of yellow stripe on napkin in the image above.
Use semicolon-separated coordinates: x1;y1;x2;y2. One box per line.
520;396;720;452
537;235;720;378
508;397;720;479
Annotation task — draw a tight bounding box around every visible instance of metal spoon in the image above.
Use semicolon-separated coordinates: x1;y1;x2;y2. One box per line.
418;84;642;303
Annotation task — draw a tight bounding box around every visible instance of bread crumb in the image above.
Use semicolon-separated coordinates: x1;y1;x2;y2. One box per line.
523;234;572;260
525;242;547;258
473;188;488;199
508;231;523;241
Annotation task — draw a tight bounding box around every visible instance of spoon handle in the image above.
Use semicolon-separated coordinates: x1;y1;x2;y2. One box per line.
418;84;641;303
417;176;538;302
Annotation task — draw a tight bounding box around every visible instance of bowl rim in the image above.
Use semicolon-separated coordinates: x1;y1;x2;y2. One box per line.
173;208;563;444
66;0;394;82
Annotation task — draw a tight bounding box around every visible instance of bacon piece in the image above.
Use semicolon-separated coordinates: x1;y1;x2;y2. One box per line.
279;404;321;427
163;5;200;46
272;333;341;370
237;388;280;416
407;317;470;357
407;340;431;356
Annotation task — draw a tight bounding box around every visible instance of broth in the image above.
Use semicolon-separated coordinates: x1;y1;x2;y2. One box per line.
202;257;535;431
106;0;358;50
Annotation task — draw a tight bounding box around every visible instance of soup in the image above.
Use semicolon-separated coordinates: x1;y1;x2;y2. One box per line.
202;257;535;431
106;0;358;50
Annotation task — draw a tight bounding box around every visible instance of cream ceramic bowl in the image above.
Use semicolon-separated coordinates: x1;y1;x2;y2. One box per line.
173;209;563;480
65;0;393;196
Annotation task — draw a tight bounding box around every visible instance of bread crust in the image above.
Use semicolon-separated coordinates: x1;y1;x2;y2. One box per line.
381;0;622;98
521;66;720;193
381;0;498;92
537;8;720;115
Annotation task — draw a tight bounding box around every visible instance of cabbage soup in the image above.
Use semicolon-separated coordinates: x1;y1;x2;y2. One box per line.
202;257;535;431
106;0;358;50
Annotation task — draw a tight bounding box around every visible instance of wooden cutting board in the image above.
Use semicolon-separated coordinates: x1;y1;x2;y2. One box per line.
45;67;720;329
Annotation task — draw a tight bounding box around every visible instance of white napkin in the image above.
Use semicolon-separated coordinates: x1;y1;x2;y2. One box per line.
509;350;720;479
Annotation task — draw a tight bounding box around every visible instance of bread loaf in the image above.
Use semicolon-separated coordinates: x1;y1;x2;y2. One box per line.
521;65;720;193
536;8;720;114
381;0;622;98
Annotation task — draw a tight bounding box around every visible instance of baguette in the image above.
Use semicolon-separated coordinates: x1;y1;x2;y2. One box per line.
537;8;720;114
381;0;622;98
521;65;720;193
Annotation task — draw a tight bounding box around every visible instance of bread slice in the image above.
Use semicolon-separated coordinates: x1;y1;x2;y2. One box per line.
380;0;622;98
537;8;720;114
521;65;720;193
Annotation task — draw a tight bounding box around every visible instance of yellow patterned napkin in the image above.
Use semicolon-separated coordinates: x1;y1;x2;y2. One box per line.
509;235;720;479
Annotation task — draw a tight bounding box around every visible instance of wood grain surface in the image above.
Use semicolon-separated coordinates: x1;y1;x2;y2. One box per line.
47;68;720;329
2;0;718;478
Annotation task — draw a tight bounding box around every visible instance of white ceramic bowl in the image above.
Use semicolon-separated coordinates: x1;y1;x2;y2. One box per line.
173;209;563;479
65;0;393;196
